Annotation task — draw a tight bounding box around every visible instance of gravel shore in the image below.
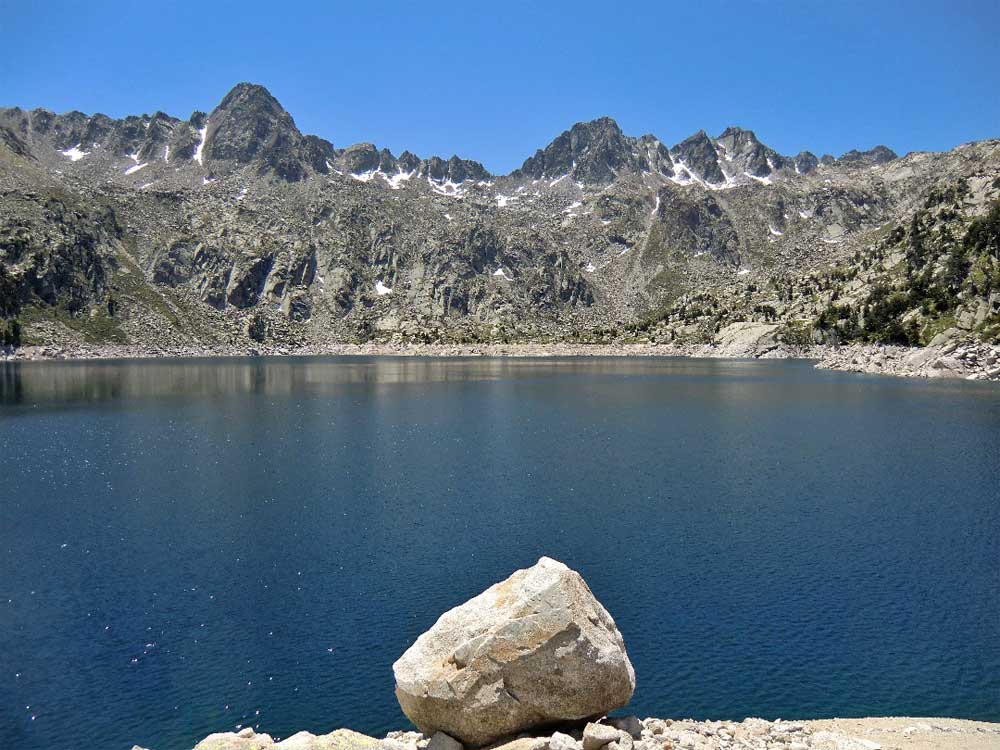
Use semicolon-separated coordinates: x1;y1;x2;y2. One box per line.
188;716;1000;750
5;340;1000;382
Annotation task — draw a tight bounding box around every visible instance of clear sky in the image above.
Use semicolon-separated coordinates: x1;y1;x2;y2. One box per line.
2;0;998;173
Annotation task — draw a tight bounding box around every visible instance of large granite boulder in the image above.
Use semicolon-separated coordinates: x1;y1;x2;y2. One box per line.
393;557;635;747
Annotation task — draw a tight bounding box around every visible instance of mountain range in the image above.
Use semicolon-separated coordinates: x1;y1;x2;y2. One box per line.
1;82;998;354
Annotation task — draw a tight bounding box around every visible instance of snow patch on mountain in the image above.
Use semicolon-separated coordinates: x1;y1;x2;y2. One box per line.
193;125;208;165
60;144;89;161
428;178;464;197
386;170;415;189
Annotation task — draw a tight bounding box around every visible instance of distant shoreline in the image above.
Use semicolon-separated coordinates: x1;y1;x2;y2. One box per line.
4;340;999;381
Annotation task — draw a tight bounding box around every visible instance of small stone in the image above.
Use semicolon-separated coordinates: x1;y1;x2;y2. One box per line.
642;721;667;736
427;733;464;750
607;718;643;740
483;739;547;750
583;724;621;750
239;729;256;739
548;732;581;750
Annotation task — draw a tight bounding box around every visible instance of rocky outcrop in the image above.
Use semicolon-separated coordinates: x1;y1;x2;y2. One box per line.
839;145;898;166
392;557;635;747
712;322;780;357
816;335;1000;380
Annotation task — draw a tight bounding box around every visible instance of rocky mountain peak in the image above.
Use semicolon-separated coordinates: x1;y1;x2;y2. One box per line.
215;82;284;114
840;145;898;165
672;130;725;184
420;154;490;183
714;126;786;178
336;141;490;184
205;83;298;162
514;116;674;183
794;150;819;174
201;82;332;181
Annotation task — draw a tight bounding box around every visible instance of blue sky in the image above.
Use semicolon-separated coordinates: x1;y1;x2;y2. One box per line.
2;0;998;173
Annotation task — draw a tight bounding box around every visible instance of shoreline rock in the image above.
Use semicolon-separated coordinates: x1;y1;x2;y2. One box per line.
190;716;1000;750
393;558;635;747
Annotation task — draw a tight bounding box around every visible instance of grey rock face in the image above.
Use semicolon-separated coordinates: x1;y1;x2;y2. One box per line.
671;130;725;184
653;190;741;264
0;124;32;159
793;150;819;174
204;82;332;181
393;557;635;747
338;141;489;184
839;145;898;165
514;117;658;183
420;155;490;183
714;126;787;178
342;143;382;174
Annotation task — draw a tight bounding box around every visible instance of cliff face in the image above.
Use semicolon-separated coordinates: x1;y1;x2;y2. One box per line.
1;84;998;354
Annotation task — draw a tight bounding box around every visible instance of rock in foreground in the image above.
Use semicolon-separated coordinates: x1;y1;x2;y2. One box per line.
189;717;1000;750
393;557;635;746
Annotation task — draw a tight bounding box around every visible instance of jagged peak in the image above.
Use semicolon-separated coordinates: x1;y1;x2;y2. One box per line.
568;115;623;133
511;115;643;183
336;141;490;184
214;82;284;113
717;125;759;140
840;145;898;165
794;150;819;174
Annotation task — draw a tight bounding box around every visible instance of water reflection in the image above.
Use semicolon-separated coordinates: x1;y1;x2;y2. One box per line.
0;355;791;407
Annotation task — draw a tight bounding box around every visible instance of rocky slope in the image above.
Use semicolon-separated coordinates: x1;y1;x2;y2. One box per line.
1;83;998;378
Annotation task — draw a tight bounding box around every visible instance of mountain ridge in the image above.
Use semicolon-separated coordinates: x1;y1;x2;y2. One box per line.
0;82;902;184
0;82;997;364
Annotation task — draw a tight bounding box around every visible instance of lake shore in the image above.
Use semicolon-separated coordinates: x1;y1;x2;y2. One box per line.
190;716;1000;750
5;340;1000;381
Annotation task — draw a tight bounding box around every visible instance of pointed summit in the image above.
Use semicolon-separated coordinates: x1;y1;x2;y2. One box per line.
513;116;672;183
216;82;284;113
714;126;786;177
672;130;725;184
202;82;333;181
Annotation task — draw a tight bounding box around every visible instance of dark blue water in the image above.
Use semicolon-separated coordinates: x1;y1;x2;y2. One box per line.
0;357;998;750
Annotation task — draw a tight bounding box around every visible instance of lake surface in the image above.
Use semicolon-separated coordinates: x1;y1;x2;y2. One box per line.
1;356;998;750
